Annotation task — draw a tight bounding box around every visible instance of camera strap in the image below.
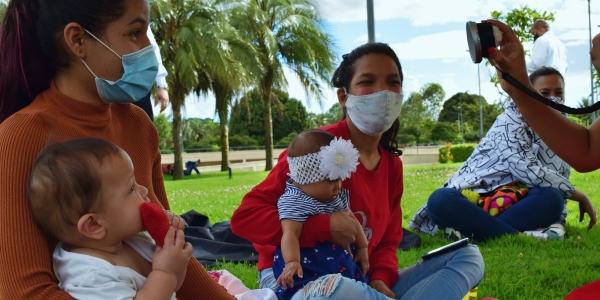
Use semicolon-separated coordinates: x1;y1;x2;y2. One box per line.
497;67;600;114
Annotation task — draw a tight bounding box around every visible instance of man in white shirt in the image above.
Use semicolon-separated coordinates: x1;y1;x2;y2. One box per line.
526;19;568;76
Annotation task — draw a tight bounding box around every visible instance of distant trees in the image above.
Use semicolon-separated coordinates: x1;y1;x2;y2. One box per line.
438;92;502;141
230;89;309;146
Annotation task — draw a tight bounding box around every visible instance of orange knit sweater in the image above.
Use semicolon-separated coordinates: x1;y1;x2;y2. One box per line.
0;83;234;299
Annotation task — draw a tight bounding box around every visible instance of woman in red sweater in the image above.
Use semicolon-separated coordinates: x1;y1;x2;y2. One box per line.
0;0;234;299
231;43;485;300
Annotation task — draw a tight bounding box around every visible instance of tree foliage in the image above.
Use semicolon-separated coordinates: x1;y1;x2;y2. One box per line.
438;92;502;138
307;103;343;129
0;1;6;20
574;97;593;127
153;113;173;150
231;0;336;170
431;122;458;142
230;89;309;145
398;83;446;143
491;6;555;48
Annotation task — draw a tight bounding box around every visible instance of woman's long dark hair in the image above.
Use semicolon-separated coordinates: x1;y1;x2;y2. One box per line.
0;0;127;123
331;42;403;156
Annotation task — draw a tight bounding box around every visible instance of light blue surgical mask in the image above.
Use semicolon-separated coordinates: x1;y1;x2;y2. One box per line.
81;29;158;104
344;89;404;136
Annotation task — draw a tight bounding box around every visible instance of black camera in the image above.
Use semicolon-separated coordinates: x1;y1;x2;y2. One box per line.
466;21;501;64
465;21;600;114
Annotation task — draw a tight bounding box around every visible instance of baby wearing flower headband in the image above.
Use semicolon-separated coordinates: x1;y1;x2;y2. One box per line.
273;130;369;300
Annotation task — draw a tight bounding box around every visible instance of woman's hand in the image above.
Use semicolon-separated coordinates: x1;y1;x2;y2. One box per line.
276;261;303;290
570;190;597;230
484;19;533;95
330;210;357;254
369;279;395;299
579;198;597;230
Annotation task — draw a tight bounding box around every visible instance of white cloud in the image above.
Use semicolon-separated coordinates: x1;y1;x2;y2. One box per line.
282;67;338;113
354;33;382;42
565;40;589;47
442;59;458;64
564;69;595;108
389;30;470;61
316;0;565;26
152;92;219;121
315;0;600;49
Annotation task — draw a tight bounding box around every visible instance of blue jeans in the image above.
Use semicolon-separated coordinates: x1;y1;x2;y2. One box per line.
184;162;200;176
259;245;483;300
427;187;564;241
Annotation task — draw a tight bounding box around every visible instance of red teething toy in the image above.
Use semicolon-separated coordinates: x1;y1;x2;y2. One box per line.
140;202;170;247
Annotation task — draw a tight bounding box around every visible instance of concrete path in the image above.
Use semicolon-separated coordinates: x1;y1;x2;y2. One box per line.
162;149;440;173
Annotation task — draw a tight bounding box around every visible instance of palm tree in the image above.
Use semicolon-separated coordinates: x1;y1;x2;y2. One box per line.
0;1;7;20
202;1;263;171
151;0;260;178
233;0;336;170
576;97;593;126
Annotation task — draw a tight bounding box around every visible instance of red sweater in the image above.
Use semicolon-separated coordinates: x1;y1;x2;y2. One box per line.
231;120;404;287
0;83;234;299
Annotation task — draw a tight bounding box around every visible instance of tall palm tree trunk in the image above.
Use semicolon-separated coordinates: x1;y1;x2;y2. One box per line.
262;69;274;170
217;99;230;171
171;84;185;180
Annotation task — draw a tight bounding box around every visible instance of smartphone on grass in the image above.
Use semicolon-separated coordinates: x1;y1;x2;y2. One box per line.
421;238;470;261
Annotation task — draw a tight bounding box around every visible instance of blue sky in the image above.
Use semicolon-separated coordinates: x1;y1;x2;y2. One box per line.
156;0;600;120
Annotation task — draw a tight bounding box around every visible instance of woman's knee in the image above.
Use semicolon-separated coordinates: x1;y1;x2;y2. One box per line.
454;245;485;286
529;188;565;211
427;188;465;216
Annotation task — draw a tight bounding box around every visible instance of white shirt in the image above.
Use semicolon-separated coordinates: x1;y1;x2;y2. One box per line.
526;31;568;76
148;30;169;89
53;232;176;300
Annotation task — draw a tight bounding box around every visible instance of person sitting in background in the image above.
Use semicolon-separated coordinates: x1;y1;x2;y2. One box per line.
184;160;201;176
410;67;597;241
162;164;174;175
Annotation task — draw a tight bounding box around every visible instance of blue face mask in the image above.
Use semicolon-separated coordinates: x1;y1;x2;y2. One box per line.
81;29;159;104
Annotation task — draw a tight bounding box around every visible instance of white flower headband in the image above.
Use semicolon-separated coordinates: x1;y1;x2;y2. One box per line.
288;137;360;185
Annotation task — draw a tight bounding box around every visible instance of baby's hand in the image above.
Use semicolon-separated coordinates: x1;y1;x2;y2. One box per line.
152;227;193;289
353;247;369;274
276;261;303;290
165;210;186;231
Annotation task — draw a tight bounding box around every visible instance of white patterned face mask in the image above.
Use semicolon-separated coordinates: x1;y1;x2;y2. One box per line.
344;90;404;136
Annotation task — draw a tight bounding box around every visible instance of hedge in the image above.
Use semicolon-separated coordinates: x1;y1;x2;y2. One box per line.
438;143;478;163
450;144;477;162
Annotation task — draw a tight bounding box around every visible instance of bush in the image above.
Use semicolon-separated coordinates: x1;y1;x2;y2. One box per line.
276;132;298;145
450;144;477;162
397;134;416;145
431;122;458;142
229;135;259;147
184;138;220;152
438;143;453;163
463;132;481;143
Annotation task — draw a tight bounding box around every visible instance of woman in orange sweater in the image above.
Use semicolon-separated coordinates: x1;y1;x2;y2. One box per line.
0;0;234;299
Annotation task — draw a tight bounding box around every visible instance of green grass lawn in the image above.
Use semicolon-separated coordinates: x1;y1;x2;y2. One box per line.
164;164;600;300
